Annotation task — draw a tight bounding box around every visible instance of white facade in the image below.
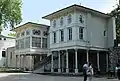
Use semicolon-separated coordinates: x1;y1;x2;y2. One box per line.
6;47;16;68
43;4;116;73
13;22;49;70
0;35;15;67
43;5;115;51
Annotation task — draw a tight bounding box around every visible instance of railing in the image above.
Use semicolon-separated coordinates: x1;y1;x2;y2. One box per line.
34;55;51;70
34;52;65;72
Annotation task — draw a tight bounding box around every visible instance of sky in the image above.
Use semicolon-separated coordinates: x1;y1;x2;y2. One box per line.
2;0;119;36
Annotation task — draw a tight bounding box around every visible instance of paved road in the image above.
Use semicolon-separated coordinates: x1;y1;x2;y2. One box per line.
0;73;119;81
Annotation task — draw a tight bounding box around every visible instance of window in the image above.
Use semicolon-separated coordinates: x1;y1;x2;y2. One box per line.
21;31;25;36
32;29;41;35
68;28;72;40
79;15;84;23
25;37;30;48
19;39;24;49
2;51;6;57
32;37;41;48
17;33;20;38
43;31;47;36
53;32;56;43
60;30;64;42
104;30;106;36
16;40;19;49
53;20;56;27
42;38;47;48
26;30;30;35
79;27;84;39
67;14;72;24
10;52;12;59
4;38;6;40
60;17;63;26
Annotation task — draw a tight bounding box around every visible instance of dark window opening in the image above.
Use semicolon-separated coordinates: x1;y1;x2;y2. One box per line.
60;30;64;42
104;30;106;36
2;51;6;57
68;28;72;40
10;52;12;59
53;32;56;43
4;38;6;40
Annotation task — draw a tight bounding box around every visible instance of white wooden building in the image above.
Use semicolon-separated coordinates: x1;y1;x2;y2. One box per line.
42;4;116;73
13;22;49;70
0;35;15;67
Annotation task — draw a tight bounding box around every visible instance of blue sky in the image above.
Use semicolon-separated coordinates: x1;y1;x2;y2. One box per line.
2;0;118;36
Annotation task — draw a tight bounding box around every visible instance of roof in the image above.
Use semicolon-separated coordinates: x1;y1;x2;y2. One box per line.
12;22;50;31
42;4;111;19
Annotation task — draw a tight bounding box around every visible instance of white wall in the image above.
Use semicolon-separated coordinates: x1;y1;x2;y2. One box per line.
49;10;115;50
90;14;107;48
0;37;15;67
6;47;16;68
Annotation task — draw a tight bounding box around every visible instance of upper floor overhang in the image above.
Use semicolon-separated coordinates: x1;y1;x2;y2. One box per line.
12;22;50;32
42;4;111;20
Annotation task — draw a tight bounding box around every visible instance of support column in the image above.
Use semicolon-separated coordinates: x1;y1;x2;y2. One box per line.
51;52;54;72
15;55;17;70
62;53;64;72
40;55;42;61
30;37;32;48
32;56;34;70
97;51;100;71
19;55;21;69
58;51;61;72
29;55;32;71
23;55;26;71
66;50;69;73
22;55;24;70
75;49;78;73
41;37;42;48
87;50;89;62
106;53;109;72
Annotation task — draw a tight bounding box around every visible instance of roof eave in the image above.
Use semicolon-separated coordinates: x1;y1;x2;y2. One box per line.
11;22;50;31
42;4;111;20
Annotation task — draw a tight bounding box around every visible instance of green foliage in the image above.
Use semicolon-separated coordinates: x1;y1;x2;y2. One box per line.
111;5;120;43
8;32;16;37
0;0;22;33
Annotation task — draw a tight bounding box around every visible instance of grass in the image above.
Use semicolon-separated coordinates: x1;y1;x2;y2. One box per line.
0;67;24;73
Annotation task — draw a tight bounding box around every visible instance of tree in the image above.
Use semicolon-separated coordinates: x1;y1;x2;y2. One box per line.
109;1;120;71
0;0;22;34
110;1;120;44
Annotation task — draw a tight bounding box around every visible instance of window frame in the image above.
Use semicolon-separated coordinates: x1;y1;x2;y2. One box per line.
32;29;41;35
53;32;56;43
79;27;84;39
26;30;30;35
32;37;41;48
21;31;25;36
104;30;106;36
2;51;6;57
79;14;84;23
68;28;72;40
42;38;47;48
10;52;12;59
67;14;72;24
53;20;56;27
60;17;63;26
60;29;64;42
